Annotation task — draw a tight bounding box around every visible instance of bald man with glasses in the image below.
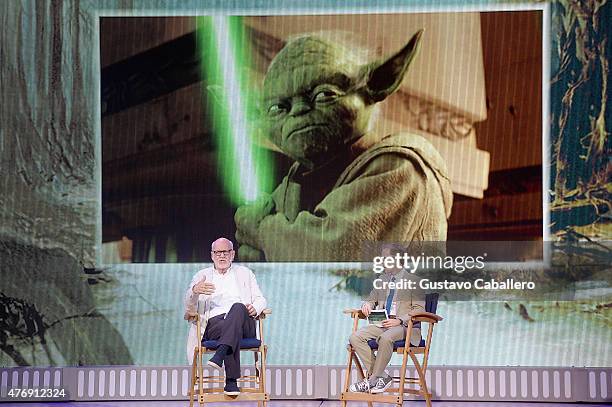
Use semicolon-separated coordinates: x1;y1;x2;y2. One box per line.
184;237;267;395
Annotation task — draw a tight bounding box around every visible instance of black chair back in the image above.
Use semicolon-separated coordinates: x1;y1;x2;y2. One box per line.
425;293;439;314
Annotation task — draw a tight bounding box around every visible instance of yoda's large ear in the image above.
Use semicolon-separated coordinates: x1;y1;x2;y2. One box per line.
361;29;424;103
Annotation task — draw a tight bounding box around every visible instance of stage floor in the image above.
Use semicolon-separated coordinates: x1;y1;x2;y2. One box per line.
1;402;610;406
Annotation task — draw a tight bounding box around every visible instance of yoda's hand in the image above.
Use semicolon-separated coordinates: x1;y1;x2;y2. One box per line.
275;179;301;223
235;194;275;250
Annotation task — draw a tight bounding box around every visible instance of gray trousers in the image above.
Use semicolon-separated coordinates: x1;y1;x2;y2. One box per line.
349;324;421;379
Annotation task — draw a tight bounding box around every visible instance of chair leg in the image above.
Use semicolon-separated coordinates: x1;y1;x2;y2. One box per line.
262;347;268;407
253;349;260;392
353;356;372;407
352;352;366;381
354;351;372;407
189;356;195;407
198;348;205;403
397;350;409;401
410;352;432;407
342;346;357;407
261;346;267;396
343;347;355;393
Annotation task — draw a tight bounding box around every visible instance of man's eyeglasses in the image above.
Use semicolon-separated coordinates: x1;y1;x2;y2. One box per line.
212;250;233;257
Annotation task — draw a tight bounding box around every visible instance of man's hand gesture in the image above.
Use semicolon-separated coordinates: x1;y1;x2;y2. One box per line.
192;277;215;295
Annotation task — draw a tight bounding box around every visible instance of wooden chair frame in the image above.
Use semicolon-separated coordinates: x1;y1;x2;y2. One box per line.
340;307;442;407
189;308;271;407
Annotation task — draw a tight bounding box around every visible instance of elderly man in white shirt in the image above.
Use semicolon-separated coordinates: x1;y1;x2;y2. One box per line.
184;237;267;396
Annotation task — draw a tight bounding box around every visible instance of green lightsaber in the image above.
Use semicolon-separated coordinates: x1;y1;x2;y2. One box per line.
197;16;273;206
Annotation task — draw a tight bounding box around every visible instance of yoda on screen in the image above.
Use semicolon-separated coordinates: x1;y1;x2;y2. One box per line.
234;30;453;261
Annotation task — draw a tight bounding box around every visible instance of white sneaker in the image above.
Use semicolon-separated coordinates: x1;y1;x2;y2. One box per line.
370;376;393;394
348;377;370;392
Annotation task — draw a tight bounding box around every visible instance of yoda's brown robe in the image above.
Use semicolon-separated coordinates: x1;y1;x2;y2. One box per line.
256;133;453;261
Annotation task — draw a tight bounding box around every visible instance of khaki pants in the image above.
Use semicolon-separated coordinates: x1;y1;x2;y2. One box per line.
349;324;421;379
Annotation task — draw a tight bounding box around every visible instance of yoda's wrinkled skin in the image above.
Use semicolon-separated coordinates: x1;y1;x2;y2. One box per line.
235;31;453;261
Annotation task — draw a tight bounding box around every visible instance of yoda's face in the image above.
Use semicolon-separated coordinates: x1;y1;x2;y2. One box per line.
261;32;423;170
261;38;374;169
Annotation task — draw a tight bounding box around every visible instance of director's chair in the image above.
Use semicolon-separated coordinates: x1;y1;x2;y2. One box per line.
189;308;271;407
341;293;442;407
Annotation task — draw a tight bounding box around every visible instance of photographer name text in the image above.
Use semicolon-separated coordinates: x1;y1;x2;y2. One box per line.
373;278;536;290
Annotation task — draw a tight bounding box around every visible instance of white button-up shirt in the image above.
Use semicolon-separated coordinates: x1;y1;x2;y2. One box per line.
208;266;242;319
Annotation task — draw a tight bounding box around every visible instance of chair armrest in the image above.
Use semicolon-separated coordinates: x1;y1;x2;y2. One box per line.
256;308;272;320
343;308;366;319
410;311;443;323
184;311;199;323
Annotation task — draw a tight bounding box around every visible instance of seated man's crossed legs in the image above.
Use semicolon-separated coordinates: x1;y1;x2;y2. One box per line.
204;303;256;395
349;324;417;394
